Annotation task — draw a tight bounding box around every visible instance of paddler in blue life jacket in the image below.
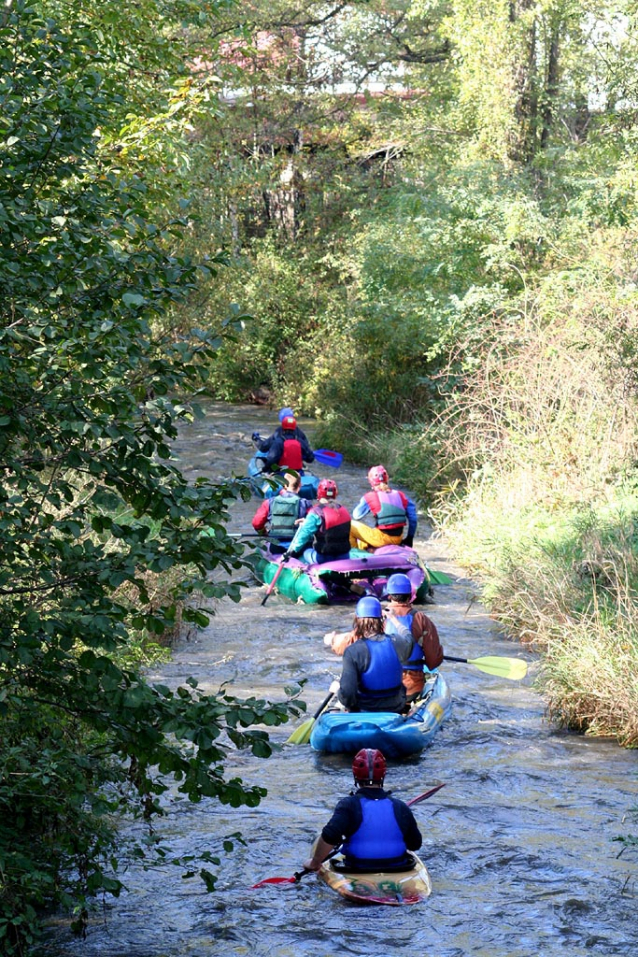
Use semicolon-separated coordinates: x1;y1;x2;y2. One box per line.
332;596;413;713
251;472;310;554
252;408;315;472
383;573;444;702
304;749;422;874
349;465;418;550
324;573;443;704
284;479;351;565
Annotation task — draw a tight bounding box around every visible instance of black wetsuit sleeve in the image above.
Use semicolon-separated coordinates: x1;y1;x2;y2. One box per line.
321;795;361;846
338;642;370;711
391;798;423;851
391;631;414;665
265;435;284;468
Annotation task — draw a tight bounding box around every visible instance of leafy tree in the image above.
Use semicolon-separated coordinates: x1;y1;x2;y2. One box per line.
0;3;302;952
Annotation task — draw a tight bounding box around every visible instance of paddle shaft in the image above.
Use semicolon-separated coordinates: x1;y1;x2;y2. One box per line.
261;555;290;606
311;690;335;723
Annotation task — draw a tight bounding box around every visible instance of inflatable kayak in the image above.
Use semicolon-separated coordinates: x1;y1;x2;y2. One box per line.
310;672;451;757
253;543;432;605
247;453;319;501
318;851;432;905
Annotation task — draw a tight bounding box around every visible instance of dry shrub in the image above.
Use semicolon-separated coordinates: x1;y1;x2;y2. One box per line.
542;593;638;748
434;241;638;745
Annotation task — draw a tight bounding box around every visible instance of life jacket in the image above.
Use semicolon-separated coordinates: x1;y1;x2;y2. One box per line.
342;794;407;865
384;612;426;672
364;490;407;532
269;493;300;540
312;503;351;556
278;438;303;470
360;636;403;696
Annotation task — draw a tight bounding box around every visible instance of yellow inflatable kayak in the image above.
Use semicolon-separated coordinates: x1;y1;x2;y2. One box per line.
318;852;432;905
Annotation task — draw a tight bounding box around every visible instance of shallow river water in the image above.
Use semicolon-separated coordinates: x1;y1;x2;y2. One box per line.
44;403;638;957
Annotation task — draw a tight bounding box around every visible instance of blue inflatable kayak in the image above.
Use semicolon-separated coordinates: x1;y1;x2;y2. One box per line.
309;672;451;757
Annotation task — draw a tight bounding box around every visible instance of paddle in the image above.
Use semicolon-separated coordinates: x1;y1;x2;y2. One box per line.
424;566;452;586
444;654;527;680
286;688;336;745
260;554;291;607
251;783;446;888
314;449;343;468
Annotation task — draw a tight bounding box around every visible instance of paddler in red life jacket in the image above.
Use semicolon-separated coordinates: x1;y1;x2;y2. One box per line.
332;596;413;713
304;749;422;875
284;478;351;565
251;472;310;554
349;465;418;551
254;410;315;473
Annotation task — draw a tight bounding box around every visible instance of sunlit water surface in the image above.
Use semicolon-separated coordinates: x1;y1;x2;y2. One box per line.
42;404;638;957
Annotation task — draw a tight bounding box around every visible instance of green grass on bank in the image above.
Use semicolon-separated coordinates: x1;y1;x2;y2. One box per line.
435;485;638;747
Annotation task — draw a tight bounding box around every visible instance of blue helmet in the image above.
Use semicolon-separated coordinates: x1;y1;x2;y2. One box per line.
278;407;294;422
386;573;412;596
355;596;383;619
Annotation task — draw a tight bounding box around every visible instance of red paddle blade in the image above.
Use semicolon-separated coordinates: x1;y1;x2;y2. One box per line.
251;875;297;888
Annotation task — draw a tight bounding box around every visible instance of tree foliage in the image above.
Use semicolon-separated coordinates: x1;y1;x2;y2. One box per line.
0;3;303;952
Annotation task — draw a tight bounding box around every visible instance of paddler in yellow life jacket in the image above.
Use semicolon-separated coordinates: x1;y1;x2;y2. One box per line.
251;473;310;554
349;465;418;550
304;749;422;874
284;479;351;565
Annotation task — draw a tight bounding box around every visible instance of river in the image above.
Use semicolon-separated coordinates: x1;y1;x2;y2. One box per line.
42;403;638;957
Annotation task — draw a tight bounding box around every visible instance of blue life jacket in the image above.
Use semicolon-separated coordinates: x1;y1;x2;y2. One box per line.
343;794;407;864
384;613;426;672
360;636;403;697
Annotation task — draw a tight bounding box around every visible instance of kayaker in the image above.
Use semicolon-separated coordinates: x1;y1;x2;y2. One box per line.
324;573;442;703
331;596;413;713
383;573;444;701
349;465;417;551
284;479;351;565
304;748;422;873
251;472;310;553
252;408;314;470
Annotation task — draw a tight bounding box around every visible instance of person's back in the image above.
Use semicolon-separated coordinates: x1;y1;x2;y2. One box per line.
304;748;422;874
382;573;444;701
285;479;350;565
253;408;314;466
251;473;309;550
264;416;314;472
350;465;417;551
336;597;412;713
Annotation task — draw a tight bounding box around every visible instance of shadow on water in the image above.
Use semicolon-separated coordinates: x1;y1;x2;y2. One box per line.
42;404;638;957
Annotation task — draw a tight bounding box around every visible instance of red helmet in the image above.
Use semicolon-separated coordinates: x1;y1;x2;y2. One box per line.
367;465;388;487
317;478;338;500
281;415;297;431
352;748;386;785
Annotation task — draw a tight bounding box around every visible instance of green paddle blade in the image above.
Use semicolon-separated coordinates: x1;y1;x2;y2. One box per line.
286;717;315;745
468;656;528;680
425;567;452;585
